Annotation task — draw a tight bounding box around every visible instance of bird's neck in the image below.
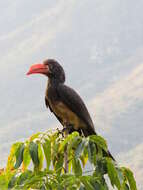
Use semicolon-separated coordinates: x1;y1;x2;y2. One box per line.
48;78;60;87
46;79;61;101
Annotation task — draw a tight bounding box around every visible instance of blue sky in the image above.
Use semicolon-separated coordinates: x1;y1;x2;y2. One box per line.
0;0;143;188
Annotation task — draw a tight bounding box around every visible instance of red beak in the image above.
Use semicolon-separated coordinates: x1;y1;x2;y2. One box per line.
26;63;48;75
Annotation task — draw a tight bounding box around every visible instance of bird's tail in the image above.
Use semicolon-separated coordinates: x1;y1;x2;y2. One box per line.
106;150;115;161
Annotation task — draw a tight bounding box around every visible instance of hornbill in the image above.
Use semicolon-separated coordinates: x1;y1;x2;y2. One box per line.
27;59;115;160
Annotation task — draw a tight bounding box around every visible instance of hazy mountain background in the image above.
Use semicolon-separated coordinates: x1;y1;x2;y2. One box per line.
0;0;143;188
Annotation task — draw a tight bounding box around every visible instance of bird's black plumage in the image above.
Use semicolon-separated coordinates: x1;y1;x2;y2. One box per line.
43;59;95;136
27;59;115;160
56;84;96;136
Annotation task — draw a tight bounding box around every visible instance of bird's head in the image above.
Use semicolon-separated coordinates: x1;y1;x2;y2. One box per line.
27;59;65;83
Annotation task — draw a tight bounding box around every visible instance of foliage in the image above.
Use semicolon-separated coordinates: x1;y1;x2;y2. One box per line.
0;130;137;190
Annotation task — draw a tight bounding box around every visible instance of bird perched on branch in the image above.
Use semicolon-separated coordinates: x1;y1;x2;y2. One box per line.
27;59;115;160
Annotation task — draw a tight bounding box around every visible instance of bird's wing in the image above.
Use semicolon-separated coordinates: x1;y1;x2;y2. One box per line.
57;84;96;134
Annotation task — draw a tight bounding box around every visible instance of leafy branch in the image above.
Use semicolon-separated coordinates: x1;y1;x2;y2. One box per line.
0;130;137;190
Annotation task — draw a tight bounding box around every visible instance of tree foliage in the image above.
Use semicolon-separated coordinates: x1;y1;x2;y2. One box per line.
0;130;137;190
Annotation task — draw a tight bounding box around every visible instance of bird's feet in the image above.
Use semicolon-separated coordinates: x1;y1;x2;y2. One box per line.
62;125;75;136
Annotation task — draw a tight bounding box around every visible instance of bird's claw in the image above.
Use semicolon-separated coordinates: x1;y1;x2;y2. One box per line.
62;125;75;136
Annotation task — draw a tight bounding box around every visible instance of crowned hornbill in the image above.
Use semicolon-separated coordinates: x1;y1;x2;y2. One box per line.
27;59;115;160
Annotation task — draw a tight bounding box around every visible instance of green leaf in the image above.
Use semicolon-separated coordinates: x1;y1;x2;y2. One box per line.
106;158;121;189
89;135;107;151
75;139;86;159
17;170;33;185
90;180;105;190
14;143;25;169
7;142;23;170
123;167;137;190
61;175;77;189
29;132;42;141
96;159;107;175
80;153;88;168
79;184;86;190
80;176;95;190
116;167;124;185
42;138;51;170
0;174;9;190
87;141;96;164
55;154;64;175
8;173;19;189
121;183;130;190
52;139;61;167
60;132;79;152
68;136;82;152
38;143;44;170
40;184;47;190
22;177;43;188
23;145;31;171
29;141;39;171
72;158;82;176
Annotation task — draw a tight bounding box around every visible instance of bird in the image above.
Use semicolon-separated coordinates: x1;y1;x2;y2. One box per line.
27;59;115;160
